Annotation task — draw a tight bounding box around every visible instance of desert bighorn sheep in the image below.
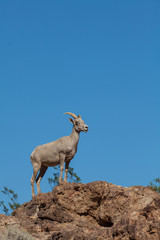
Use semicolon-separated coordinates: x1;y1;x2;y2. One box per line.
30;112;88;197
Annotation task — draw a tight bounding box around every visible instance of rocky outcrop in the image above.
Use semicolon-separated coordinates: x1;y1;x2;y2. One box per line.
1;181;160;239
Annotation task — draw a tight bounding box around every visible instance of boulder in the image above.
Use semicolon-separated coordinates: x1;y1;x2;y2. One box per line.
1;181;160;239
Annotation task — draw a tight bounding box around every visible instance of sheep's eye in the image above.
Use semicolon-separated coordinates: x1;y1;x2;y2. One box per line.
76;122;79;125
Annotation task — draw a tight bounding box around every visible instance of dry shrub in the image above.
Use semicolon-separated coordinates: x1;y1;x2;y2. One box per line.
5;226;35;240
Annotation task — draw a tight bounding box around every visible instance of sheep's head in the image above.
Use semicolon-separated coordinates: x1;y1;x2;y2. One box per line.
64;112;88;133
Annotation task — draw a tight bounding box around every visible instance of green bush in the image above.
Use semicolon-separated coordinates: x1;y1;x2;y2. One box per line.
0;187;20;215
149;178;160;193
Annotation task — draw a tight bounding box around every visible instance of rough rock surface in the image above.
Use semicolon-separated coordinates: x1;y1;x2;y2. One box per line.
1;181;160;239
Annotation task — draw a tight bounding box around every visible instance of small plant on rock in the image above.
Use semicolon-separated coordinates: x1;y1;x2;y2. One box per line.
48;166;82;190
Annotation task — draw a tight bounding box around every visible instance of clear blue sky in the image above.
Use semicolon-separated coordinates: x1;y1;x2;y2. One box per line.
0;1;160;209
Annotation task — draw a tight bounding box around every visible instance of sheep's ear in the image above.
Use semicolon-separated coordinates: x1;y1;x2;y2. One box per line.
69;118;74;124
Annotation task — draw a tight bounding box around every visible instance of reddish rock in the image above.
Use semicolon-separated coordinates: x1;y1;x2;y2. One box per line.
1;181;160;239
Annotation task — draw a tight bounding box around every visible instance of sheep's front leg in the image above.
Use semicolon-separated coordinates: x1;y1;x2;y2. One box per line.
64;161;70;182
59;154;65;184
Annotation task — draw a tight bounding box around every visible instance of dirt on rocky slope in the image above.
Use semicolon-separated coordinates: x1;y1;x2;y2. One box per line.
1;181;160;240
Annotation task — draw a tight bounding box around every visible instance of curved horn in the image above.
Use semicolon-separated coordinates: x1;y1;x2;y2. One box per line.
64;112;78;119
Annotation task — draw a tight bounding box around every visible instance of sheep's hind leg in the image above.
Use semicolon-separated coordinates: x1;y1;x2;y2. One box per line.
31;163;41;198
36;165;48;195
